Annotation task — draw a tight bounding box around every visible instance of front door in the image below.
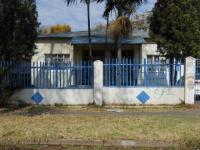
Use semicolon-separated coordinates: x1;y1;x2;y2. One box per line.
93;51;105;61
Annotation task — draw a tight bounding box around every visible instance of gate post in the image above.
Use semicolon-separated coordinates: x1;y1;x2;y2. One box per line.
93;60;103;106
185;57;196;104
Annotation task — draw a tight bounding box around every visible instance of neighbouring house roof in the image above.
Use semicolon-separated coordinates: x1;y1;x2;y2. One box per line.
38;30;149;45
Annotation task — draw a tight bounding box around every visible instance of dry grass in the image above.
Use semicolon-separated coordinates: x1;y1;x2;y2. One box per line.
0;113;200;145
0;104;197;115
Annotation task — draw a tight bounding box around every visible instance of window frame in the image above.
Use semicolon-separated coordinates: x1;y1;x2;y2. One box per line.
44;54;70;66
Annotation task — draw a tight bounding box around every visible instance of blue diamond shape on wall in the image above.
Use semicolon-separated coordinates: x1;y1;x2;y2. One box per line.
31;91;43;105
137;91;150;104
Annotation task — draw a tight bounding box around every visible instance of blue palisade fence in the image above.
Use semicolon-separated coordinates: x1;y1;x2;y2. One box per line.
103;58;184;87
0;59;184;89
0;61;93;89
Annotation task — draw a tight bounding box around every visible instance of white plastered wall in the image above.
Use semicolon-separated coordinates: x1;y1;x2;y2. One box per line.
32;39;74;63
141;43;159;63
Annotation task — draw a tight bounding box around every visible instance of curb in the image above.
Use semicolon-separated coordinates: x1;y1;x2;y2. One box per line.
12;139;178;148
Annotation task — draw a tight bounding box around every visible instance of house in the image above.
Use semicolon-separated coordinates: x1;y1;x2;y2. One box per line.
9;29;195;105
33;30;162;65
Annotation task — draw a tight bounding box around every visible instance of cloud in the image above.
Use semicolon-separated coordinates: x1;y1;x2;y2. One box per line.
36;0;156;31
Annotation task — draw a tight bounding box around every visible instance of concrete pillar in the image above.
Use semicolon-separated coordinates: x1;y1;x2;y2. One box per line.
93;60;103;106
185;57;196;104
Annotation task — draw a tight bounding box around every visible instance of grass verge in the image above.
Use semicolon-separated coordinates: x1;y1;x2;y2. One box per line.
0;104;198;115
0;113;200;149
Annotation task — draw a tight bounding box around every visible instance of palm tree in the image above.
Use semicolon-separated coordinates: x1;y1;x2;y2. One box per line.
98;0;147;62
65;0;92;59
108;16;132;61
97;0;146;86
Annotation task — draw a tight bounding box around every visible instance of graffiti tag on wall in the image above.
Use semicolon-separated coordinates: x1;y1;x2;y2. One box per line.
154;89;173;98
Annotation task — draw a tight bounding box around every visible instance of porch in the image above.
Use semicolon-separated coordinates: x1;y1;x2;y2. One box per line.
73;44;141;63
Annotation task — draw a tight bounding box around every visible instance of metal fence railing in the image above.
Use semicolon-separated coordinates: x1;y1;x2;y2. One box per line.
0;61;94;89
1;59;185;89
104;59;184;87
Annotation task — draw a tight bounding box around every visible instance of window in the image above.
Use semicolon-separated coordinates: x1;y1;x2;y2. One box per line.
154;56;159;64
45;54;70;64
147;55;166;64
147;55;166;72
147;56;153;64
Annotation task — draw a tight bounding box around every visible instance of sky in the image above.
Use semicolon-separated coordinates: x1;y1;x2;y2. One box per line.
36;0;157;31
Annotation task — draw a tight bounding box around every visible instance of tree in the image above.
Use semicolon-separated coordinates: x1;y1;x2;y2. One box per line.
39;26;51;35
92;23;106;32
40;24;71;34
50;24;71;34
150;0;200;59
109;16;132;45
131;11;151;31
109;16;132;60
0;0;39;105
0;0;39;61
65;0;93;59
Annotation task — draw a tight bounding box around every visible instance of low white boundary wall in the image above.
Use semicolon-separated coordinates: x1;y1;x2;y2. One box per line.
12;87;184;105
103;87;184;105
13;89;93;105
12;57;196;105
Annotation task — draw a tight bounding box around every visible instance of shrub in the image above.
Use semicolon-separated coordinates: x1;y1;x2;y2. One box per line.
0;80;13;107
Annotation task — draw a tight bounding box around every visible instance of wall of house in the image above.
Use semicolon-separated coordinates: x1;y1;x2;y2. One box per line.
33;39;74;63
33;39;158;64
141;44;159;63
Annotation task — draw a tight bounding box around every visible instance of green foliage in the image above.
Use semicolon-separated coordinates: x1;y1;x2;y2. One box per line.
0;80;12;106
0;0;39;61
98;0;147;18
0;64;14;106
0;0;39;106
150;0;200;58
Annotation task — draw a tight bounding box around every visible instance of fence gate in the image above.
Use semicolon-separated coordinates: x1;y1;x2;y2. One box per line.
195;59;200;101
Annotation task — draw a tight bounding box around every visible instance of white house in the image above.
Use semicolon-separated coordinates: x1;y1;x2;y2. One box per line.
33;30;162;65
9;29;197;105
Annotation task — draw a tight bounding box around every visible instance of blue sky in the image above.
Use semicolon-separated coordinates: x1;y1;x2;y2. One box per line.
36;0;157;31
